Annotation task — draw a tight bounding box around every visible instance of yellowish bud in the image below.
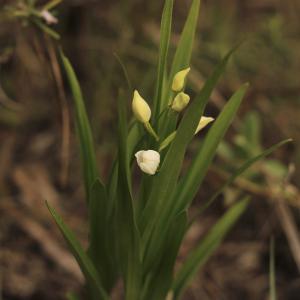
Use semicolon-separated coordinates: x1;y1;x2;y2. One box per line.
171;92;190;112
171;67;190;92
132;90;151;123
195;116;214;134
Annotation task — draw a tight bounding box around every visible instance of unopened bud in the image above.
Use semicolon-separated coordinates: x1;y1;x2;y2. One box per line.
132;90;151;123
171;92;190;112
171;67;190;92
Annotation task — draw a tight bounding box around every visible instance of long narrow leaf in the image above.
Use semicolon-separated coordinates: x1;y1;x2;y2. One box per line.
88;179;117;292
167;0;201;94
46;203;109;300
159;0;201;131
172;197;249;299
153;0;174;119
193;138;292;217
116;90;141;300
60;53;99;200
175;83;249;213
142;212;187;300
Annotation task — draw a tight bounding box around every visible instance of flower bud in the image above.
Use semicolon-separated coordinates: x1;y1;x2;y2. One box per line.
135;150;160;175
195;116;214;134
41;10;58;25
171;92;190;112
132;90;151;123
171;67;190;92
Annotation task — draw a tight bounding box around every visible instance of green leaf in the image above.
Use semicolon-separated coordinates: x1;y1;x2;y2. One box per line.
172;197;249;299
175;83;249;213
153;0;174;119
139;48;238;266
168;0;201;91
88;179;117;292
194;138;292;217
116;90;141;300
60;53;99;201
270;237;276;300
46;202;109;300
142;212;188;300
158;0;201;132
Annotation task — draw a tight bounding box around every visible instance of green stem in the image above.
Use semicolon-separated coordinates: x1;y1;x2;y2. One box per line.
159;131;176;151
144;122;159;141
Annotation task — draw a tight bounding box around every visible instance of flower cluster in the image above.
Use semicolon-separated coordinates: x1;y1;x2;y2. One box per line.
132;68;214;175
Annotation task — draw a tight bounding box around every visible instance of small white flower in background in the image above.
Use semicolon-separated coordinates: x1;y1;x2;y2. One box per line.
171;92;190;112
135;150;160;175
171;67;190;92
132;90;151;123
41;10;58;25
195;116;214;134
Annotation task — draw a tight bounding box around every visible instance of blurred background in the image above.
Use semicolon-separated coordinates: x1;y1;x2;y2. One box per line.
0;0;299;299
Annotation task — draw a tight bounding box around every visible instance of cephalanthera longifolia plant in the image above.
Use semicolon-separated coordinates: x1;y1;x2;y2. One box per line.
46;0;291;299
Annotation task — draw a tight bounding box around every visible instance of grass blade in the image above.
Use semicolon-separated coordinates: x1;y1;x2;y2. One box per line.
116;90;141;300
46;202;109;300
193;138;292;217
167;0;201;94
60;53;99;200
172;197;249;299
175;83;249;213
159;0;201;131
88;179;117;292
153;0;174;119
142;212;187;300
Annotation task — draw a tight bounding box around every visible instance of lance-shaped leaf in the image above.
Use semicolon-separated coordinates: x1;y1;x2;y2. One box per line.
88;179;117;292
193;138;292;217
46;203;109;300
115;90;141;300
160;0;201;111
142;212;187;300
175;83;249;213
172;197;249;299
153;0;173;119
61;53;99;201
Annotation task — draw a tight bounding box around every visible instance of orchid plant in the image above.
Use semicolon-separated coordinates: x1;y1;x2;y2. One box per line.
45;0;290;299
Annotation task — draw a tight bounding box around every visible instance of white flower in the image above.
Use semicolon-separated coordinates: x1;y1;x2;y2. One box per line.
195;116;214;134
132;90;151;123
171;67;190;92
135;150;160;175
41;10;58;25
171;92;190;112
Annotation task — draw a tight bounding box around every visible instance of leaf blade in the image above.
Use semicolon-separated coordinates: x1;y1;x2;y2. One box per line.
153;0;174;119
175;83;249;213
60;53;99;200
194;138;292;217
172;197;249;298
46;202;109;300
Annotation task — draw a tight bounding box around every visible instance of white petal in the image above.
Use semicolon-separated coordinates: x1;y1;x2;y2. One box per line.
135;149;160;175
